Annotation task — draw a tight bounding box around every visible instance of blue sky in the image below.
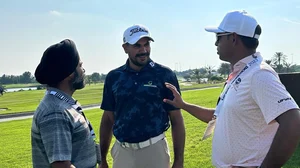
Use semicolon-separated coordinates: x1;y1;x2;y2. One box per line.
1;0;300;75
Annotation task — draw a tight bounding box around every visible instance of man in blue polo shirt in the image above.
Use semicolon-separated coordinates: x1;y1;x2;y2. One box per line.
99;24;185;168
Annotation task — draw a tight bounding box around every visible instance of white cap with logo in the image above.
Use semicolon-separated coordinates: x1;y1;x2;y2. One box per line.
205;10;260;39
123;24;154;44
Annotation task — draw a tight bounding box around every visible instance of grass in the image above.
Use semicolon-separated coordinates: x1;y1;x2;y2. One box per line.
0;83;104;115
1;88;299;168
0;83;219;115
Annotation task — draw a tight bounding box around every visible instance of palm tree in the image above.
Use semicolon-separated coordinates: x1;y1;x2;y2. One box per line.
205;66;214;75
192;69;202;84
265;59;272;65
272;52;287;73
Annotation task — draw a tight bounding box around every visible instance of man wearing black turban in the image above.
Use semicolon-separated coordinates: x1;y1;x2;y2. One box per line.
31;39;100;168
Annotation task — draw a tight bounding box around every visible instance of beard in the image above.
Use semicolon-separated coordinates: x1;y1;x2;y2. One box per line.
71;70;85;90
129;52;150;67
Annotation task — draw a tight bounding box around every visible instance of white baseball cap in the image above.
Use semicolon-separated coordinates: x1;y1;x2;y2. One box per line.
205;10;260;39
123;24;154;44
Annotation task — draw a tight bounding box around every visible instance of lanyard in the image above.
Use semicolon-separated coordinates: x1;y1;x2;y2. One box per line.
214;55;260;117
45;90;96;140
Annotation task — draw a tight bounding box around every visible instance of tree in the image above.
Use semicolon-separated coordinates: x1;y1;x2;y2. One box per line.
183;74;191;82
199;68;207;74
192;69;202;84
210;75;223;81
100;73;107;82
265;59;272;65
272;52;287;73
218;63;231;77
20;71;33;83
0;74;9;84
91;72;101;84
283;62;296;73
85;75;92;85
205;66;215;77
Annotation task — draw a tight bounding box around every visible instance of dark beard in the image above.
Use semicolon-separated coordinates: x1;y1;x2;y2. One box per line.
71;70;85;90
130;52;150;67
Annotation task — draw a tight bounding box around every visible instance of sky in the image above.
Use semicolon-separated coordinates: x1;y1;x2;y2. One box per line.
1;0;300;75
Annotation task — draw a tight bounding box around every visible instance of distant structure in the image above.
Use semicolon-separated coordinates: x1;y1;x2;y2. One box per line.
0;86;5;95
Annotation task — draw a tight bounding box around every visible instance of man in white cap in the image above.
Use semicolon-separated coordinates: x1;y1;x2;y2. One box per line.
99;24;185;168
163;10;300;168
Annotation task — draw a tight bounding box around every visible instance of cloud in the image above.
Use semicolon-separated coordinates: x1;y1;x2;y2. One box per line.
282;18;300;25
49;10;62;16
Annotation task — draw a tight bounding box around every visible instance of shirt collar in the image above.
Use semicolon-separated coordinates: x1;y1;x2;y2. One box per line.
46;87;76;104
122;59;156;72
232;52;262;73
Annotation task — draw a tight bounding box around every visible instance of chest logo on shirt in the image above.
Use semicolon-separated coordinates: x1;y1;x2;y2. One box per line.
143;81;157;88
235;78;241;84
233;78;242;90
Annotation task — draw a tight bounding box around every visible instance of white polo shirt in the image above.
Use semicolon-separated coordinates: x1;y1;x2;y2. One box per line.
212;52;299;168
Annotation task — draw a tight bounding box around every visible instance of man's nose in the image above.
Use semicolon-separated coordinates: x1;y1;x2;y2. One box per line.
140;46;147;52
215;40;219;46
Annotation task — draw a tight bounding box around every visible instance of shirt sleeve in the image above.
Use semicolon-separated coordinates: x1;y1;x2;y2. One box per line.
100;72;115;111
163;71;181;111
251;70;299;124
38;111;73;163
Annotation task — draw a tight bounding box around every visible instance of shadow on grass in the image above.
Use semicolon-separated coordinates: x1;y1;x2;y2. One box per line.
285;143;300;167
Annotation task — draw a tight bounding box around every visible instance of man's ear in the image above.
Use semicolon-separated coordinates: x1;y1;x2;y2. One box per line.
60;72;74;85
122;44;128;54
67;72;75;80
232;33;238;46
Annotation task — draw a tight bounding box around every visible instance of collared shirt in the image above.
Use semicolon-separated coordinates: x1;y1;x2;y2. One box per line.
31;87;97;168
212;52;299;168
101;59;180;143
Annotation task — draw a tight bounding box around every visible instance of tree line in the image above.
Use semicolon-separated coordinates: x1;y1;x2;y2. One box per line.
265;52;300;73
0;72;34;84
0;72;107;85
175;52;300;84
0;52;299;86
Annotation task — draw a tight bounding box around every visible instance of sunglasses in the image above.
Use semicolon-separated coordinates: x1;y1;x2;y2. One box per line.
216;32;233;43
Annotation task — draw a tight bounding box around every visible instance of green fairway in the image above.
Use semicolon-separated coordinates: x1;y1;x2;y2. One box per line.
0;88;299;168
0;83;220;115
0;84;104;115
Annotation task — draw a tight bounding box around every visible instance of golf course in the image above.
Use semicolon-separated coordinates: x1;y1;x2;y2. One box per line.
0;83;299;168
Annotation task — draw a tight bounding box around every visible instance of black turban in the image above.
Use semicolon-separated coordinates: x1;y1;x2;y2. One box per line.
34;39;79;85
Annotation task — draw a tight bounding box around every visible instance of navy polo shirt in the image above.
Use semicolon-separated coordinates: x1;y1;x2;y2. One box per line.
100;59;181;143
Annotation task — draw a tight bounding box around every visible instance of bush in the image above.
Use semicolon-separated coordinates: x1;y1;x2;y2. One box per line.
210;75;224;81
37;85;45;90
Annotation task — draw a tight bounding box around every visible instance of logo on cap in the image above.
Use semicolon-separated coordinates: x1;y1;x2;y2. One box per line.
123;24;154;44
129;27;149;36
